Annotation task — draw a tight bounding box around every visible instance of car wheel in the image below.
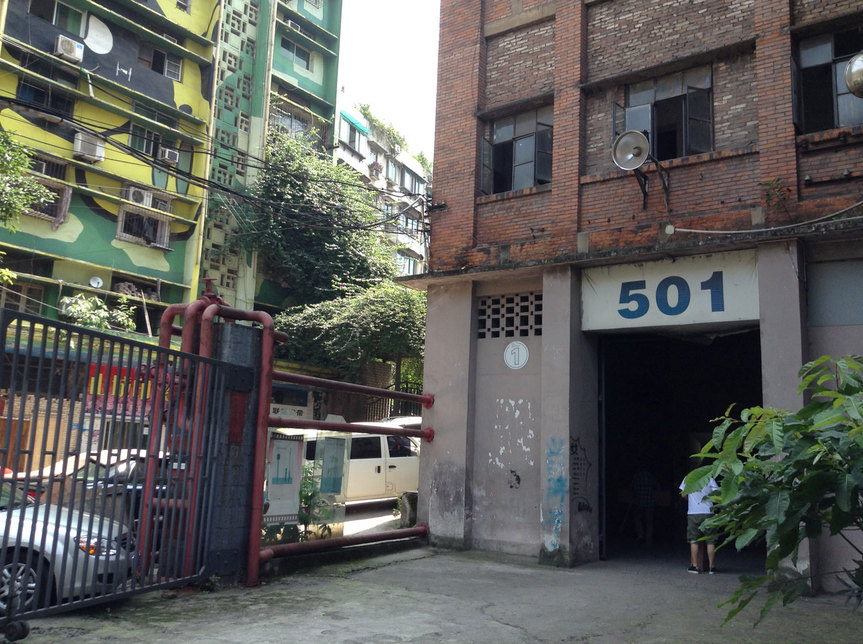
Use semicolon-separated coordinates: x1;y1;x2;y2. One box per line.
0;552;52;614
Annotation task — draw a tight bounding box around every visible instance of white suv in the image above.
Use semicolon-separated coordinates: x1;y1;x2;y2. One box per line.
305;417;421;502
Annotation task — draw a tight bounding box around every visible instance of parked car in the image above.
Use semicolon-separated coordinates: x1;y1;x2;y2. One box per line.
304;417;422;502
0;482;136;614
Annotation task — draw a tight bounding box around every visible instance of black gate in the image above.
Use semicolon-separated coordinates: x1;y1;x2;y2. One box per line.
0;310;228;627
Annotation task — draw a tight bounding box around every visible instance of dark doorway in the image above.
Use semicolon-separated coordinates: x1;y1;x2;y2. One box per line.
599;329;762;559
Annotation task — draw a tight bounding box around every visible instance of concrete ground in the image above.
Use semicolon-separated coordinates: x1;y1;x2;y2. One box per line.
19;541;863;643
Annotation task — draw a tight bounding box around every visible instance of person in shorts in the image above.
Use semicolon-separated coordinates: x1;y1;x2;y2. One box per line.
679;476;719;573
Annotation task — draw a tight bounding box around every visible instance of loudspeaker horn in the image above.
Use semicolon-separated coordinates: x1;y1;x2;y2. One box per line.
846;52;863;99
611;130;650;171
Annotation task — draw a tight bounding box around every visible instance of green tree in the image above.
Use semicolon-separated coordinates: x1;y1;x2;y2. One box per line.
684;355;863;624
59;293;136;331
0;130;55;284
0;130;54;232
239;130;395;306
274;281;425;379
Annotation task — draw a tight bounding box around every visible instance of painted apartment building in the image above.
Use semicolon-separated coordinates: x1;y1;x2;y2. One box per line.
0;0;217;330
203;0;342;312
335;107;429;277
0;0;342;328
414;0;863;590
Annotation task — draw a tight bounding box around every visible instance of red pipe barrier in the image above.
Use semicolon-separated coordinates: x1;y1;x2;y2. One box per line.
269;417;435;443
259;524;429;562
273;370;434;409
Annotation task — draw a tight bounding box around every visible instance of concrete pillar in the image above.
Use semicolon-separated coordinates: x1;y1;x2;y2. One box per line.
419;281;476;548
758;240;806;409
757;239;809;586
540;267;574;564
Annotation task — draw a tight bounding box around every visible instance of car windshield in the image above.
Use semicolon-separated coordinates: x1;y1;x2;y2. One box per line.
0;481;34;510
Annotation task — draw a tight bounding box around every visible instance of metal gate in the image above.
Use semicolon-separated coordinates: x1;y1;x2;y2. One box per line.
0;310;228;627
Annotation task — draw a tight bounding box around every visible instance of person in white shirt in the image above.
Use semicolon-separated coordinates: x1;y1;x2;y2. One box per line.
679;476;719;574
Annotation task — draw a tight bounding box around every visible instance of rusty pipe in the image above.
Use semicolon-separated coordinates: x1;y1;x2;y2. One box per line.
259;524;429;562
273;371;434;409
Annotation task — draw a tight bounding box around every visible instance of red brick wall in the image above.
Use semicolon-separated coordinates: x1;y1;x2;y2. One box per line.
428;0;863;274
792;1;863;25
586;0;755;83
486;20;555;105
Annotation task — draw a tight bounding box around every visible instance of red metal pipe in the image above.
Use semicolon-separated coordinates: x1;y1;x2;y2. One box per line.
269;417;435;443
273;370;434;409
259;524;429;562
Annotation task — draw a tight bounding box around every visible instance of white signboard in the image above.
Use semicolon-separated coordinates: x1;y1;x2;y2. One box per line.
581;250;758;331
263;433;303;524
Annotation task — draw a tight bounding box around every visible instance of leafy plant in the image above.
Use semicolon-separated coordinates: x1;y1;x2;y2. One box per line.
298;462;333;541
274;281;425;378
0;130;55;232
357;104;407;153
684;355;863;624
60;293;136;331
236;129;396;307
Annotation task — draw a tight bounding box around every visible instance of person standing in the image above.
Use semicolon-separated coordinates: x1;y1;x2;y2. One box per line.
679;476;719;573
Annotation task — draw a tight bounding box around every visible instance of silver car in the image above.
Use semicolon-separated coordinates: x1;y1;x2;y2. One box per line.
0;482;136;615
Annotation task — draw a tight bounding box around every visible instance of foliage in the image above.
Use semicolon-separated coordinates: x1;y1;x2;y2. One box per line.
59;293;136;331
414;151;433;178
357;104;407;153
298;462;333;541
0;130;55;232
684;355;863;625
274;281;426;377
238;130;396;307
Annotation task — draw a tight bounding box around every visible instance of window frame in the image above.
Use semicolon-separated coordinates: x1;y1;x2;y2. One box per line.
116;207;171;250
481;105;553;196
138;41;183;81
796;29;863;134
0;283;44;315
620;66;713;163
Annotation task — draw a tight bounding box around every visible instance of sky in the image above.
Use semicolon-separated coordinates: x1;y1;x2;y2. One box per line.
337;1;441;159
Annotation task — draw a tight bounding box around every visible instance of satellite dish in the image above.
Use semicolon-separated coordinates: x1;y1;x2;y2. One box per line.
846;52;863;99
89;276;103;289
612;130;650;171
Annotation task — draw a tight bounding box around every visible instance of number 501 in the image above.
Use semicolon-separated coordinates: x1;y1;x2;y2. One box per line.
618;271;724;319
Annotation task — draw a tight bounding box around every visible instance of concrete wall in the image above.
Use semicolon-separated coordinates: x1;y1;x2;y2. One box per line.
419;281;476;548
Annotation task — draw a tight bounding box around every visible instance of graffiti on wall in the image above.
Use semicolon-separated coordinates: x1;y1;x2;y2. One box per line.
488;398;536;491
544;436;568;550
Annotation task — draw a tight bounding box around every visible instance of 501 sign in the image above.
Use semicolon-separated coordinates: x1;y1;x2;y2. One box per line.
618;271;724;319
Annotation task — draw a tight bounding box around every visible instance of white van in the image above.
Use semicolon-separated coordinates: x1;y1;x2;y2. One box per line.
305;417;421;502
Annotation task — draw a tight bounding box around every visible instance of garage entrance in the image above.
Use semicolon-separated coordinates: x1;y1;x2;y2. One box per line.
598;328;762;559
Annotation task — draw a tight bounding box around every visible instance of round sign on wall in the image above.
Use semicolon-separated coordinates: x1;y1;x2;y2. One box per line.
504;341;529;370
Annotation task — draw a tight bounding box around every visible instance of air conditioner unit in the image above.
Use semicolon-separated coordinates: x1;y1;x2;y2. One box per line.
159;148;180;164
31;160;47;175
125;185;153;208
54;35;84;64
287;20;302;31
73;132;105;162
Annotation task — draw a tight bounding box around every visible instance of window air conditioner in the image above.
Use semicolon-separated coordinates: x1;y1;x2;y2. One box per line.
73;132;105;162
54;35;84;64
125;185;154;208
288;20;302;31
31;160;47;175
159;148;180;164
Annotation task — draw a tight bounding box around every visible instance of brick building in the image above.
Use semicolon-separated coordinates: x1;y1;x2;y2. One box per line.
411;0;863;589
